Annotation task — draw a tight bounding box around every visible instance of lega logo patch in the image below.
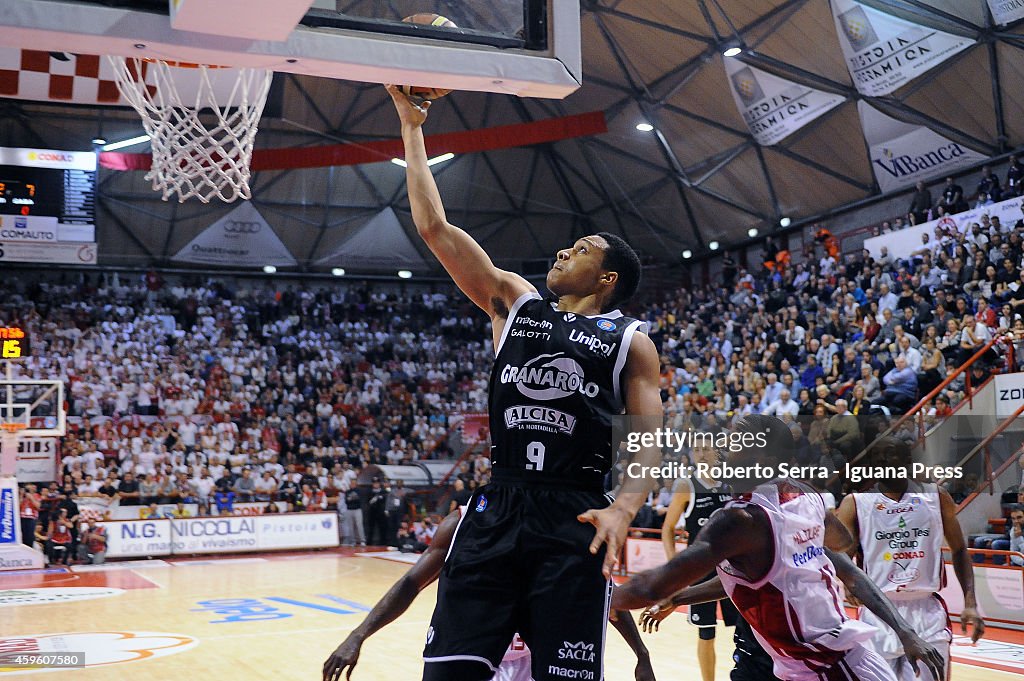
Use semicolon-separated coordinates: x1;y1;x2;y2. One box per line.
596;319;616;331
475;495;488;512
564;313;576;322
426;626;435;644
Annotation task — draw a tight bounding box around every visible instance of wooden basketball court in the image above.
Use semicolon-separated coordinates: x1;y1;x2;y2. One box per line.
1;551;1019;680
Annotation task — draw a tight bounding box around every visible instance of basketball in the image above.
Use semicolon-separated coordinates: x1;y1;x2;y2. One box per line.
399;13;458;103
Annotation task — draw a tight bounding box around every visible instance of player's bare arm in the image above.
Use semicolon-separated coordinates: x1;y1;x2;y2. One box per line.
611;507;765;610
825;547;945;681
579;331;663;578
834;494;860;556
939;485;985;642
386;85;535;343
661;482;690;560
609;607;657;681
639;576;727;633
322;510;460;681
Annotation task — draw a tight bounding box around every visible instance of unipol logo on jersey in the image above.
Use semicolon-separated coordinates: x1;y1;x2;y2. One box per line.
504;405;577;435
499;353;599;401
568;329;617;357
557;640;595;663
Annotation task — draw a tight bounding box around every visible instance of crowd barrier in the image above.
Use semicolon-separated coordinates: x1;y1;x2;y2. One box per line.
97;512;338;558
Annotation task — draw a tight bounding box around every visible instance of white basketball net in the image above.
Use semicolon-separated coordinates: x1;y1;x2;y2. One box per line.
106;56;272;203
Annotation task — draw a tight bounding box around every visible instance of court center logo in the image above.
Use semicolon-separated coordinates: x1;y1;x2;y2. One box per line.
0;631;197;674
0;588;124;607
499;353;599;401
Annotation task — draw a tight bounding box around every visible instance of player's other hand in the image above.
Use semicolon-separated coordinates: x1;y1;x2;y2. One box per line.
578;504;633;579
634;655;657;681
385;84;429;129
639;599;675;633
900;632;945;681
960;605;986;643
323;636;362;681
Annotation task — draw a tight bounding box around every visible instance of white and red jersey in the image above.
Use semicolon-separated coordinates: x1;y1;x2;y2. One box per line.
20;494;39;520
853;482;944;600
502;633;530;663
716;480;876;678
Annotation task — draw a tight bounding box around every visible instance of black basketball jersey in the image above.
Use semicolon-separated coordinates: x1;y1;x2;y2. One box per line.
488;292;646;489
682;475;732;542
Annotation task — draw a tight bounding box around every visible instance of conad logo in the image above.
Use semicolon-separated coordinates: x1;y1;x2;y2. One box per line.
0;631;197;674
26;152;75;163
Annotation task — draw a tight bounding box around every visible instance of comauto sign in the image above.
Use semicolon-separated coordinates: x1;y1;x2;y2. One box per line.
223;221;261;234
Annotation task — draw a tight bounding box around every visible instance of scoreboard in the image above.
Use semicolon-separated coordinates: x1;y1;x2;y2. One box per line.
0;327;28;360
0;147;97;264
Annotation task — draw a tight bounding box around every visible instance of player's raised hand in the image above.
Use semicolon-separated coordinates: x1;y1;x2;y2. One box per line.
385;84;430;128
639;599;675;633
900;632;945;681
323;635;362;681
578;505;633;579
960;605;986;643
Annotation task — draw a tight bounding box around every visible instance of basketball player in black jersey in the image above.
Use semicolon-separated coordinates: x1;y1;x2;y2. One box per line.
655;441;739;681
385;86;662;681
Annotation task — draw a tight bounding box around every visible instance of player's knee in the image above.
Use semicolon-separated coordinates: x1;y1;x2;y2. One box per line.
698;626;717;641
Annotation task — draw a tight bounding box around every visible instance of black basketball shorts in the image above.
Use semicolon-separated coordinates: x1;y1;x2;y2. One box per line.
422;483;612;681
689;572;739;640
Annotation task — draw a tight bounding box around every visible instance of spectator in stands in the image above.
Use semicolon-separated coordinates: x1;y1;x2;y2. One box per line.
366;479;388;545
340;484;366;546
1009;506;1024;567
118;471;141;506
826;399;862;460
19;484;40;548
881;355;918;414
77;520;107;564
908;181;932;225
977;165;1003;206
44;508;73;565
940;176;967;213
234;468;256;502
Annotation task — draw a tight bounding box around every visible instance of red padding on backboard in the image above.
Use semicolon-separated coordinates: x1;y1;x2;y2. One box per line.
99;111;607;172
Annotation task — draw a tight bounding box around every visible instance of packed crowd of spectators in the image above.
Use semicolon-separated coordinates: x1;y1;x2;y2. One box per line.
8;160;1024;565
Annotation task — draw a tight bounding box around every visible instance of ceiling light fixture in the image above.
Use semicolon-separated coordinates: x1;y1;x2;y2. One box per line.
331;268;345;277
398;270;412;279
747;227;758;238
263;265;277;274
708;241;720;251
102;134;150;151
682;249;693;259
780;217;791;228
636;123;654;132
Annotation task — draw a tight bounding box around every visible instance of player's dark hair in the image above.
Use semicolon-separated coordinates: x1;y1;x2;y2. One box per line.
733;414;794;459
595;232;641;312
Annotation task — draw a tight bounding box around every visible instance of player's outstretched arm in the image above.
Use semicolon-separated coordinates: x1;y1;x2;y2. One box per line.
660;483;690;561
322;510;460;681
610;607;656;681
612;507;759;611
939;486;985;642
579;332;663;578
824;544;945;681
833;494;860;557
638;576;727;633
384;85;534;320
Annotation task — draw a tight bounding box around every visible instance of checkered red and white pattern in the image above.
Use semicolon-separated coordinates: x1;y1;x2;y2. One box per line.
0;48;150;105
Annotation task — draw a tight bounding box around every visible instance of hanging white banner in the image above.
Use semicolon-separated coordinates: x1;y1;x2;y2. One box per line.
171;202;296;267
831;0;975;96
859;101;987;193
988;0;1024;26
724;57;845;146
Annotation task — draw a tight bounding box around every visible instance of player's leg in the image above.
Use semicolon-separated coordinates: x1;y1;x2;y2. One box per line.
690;601;719;681
520;489;610;681
423;487;520;681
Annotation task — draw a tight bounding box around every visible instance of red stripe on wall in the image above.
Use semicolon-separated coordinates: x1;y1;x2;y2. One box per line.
99;111;608;172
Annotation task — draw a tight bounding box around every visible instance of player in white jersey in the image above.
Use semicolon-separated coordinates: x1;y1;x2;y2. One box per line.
323;506;655;681
836;437;984;681
612;415;944;681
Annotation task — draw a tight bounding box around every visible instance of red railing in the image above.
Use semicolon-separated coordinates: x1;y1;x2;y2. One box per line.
844;334;1009;471
956;438;1024;512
